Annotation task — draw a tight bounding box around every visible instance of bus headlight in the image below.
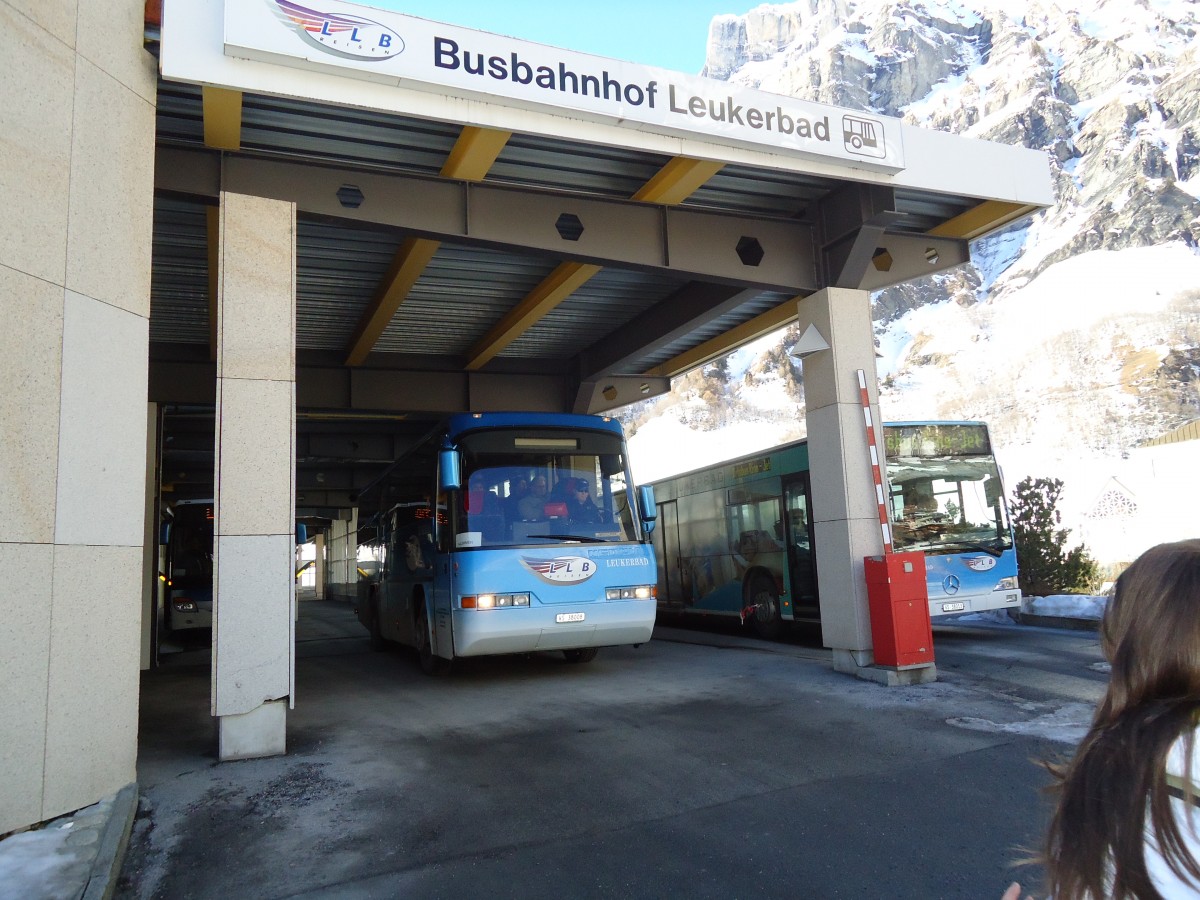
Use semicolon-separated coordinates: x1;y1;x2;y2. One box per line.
606;585;656;600
994;577;1018;591
461;593;530;609
172;598;197;612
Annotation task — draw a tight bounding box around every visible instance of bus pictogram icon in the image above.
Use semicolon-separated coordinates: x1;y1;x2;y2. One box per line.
843;115;887;158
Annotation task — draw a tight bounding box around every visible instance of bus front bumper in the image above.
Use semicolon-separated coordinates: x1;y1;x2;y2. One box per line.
928;589;1022;619
452;601;656;657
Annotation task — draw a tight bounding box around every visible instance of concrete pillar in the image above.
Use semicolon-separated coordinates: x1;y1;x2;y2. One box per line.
313;532;326;600
212;192;297;761
326;509;359;602
0;1;157;834
795;288;888;675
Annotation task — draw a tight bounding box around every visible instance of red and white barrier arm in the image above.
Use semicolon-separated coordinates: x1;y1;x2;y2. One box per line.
856;369;893;554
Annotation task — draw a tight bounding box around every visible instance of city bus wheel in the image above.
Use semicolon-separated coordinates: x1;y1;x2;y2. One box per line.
416;605;449;675
748;574;783;640
563;647;598;664
367;597;386;651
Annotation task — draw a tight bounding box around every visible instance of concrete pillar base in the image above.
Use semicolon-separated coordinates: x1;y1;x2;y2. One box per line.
218;700;287;761
835;652;936;686
831;648;874;672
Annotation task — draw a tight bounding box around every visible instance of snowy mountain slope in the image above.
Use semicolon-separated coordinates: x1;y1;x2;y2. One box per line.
624;0;1200;565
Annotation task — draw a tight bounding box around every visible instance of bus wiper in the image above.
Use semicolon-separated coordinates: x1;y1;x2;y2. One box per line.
526;534;609;543
934;539;1006;557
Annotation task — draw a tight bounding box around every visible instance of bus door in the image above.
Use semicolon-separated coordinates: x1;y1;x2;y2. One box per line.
654;500;685;608
782;475;819;621
431;495;455;659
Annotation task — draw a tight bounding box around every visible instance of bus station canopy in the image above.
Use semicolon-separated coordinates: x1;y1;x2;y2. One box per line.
148;1;1052;521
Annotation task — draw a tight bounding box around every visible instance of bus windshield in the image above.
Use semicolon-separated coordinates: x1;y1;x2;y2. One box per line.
886;424;1013;555
454;428;637;548
168;501;214;587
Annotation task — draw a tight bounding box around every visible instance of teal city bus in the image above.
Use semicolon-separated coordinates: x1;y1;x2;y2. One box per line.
357;412;660;673
649;421;1022;639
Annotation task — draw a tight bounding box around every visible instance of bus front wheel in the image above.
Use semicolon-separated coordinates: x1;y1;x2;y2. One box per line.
415;605;450;675
563;647;598;664
748;574;783;640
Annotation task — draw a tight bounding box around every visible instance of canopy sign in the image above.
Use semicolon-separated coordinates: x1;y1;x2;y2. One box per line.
222;0;907;172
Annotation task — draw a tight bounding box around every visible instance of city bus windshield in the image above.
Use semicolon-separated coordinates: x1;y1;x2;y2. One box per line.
453;428;637;548
168;501;214;586
885;425;1013;555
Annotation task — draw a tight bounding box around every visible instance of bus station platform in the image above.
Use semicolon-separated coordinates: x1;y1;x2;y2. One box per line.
2;595;1104;899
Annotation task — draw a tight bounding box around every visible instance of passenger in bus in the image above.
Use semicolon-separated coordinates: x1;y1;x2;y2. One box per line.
465;472;498;513
1004;539;1200;900
517;475;549;520
504;476;529;521
465;472;505;540
566;478;602;524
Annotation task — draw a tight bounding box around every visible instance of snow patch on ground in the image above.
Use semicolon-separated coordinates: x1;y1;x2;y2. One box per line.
947;701;1095;744
1027;594;1108;619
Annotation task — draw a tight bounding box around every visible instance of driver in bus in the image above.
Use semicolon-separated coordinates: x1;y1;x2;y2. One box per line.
566;478;602;524
897;485;943;538
517;475;549;520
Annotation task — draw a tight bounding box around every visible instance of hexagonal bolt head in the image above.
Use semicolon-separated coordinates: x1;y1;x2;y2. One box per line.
735;236;765;267
555;213;584;241
337;185;365;209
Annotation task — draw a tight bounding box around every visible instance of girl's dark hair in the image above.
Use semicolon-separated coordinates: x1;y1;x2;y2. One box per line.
1044;539;1200;899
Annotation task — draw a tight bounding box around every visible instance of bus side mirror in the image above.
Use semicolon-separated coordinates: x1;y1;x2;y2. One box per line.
637;485;657;534
160;522;170;545
438;448;461;492
296;523;308;544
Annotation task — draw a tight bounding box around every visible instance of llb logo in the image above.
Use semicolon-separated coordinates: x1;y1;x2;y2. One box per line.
270;0;404;61
521;556;596;585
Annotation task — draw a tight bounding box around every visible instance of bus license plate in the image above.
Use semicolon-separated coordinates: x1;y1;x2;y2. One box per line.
941;602;965;612
556;612;586;623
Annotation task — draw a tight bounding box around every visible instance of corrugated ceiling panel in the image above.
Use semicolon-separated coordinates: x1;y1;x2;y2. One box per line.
296;221;401;350
240;95;461;175
501;267;687;359
686;164;829;217
635;290;796;371
375;244;560;355
491;134;672;198
150;197;209;345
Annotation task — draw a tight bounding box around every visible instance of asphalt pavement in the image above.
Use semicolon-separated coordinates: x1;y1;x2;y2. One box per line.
1;599;1106;899
114;601;1105;899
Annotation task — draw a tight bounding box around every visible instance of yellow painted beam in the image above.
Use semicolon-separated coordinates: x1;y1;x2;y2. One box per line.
206;205;219;361
344;237;442;366
466;262;603;370
344;127;511;366
466;156;724;370
202;87;242;151
441;125;512;179
927;200;1038;241
632;157;725;205
644;297;803;378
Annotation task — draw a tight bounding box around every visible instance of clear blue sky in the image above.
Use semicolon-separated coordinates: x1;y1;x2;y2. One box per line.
369;1;747;74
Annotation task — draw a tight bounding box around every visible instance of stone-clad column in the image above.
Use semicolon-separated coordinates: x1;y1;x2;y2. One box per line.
212;192;297;761
795;288;888;675
0;1;156;834
313;532;327;600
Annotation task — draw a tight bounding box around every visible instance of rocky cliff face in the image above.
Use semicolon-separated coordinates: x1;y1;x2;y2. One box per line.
703;0;1200;297
624;1;1200;559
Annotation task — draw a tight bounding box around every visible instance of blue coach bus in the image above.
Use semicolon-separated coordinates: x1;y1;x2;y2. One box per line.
649;421;1022;639
358;412;659;673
